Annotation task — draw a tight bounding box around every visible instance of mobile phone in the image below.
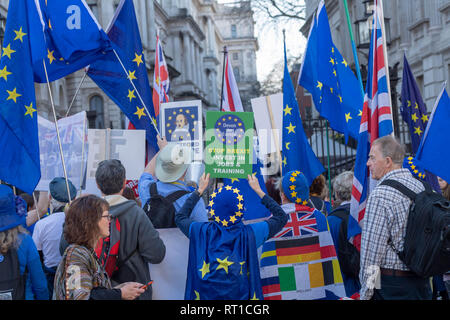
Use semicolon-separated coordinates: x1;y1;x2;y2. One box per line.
141;281;153;290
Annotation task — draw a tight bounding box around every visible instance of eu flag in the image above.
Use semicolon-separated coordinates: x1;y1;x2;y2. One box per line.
298;2;363;142
30;0;112;83
282;42;324;185
416;86;450;184
0;0;41;193
400;55;440;192
88;0;158;157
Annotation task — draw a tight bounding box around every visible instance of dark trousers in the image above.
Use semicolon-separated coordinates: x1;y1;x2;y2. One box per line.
43;266;56;299
372;274;432;300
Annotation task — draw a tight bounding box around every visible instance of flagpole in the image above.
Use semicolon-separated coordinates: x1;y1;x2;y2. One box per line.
220;46;227;111
65;70;88;118
342;0;365;97
42;60;73;204
112;49;161;137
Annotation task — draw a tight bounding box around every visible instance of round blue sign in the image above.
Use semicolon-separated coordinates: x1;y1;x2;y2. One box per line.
214;114;245;146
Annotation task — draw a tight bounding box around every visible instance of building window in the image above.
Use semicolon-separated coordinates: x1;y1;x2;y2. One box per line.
233;67;240;82
231;24;237;38
88;95;105;129
233;52;239;60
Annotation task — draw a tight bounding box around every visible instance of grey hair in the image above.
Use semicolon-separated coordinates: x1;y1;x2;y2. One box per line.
95;159;126;195
333;171;354;202
372;135;405;166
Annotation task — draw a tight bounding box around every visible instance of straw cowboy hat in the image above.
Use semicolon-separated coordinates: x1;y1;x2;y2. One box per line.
155;143;192;183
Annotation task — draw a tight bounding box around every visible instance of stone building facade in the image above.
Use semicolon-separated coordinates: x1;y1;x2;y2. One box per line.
0;0;259;128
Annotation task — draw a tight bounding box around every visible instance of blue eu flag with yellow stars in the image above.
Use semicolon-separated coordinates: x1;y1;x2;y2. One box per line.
282;42;324;186
88;0;158;157
29;0;112;83
298;2;363;142
0;0;41;193
400;55;440;192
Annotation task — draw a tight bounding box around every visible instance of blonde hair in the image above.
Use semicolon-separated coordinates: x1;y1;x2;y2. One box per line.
0;226;28;254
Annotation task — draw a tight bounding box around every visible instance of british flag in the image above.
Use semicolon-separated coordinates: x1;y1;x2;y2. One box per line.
275;208;319;238
152;31;170;118
348;0;394;249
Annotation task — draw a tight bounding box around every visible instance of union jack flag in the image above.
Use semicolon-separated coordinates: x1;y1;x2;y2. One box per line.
152;31;170;118
275;208;318;238
348;0;394;249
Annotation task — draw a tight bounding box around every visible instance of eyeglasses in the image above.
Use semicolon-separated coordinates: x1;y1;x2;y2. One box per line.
101;214;111;221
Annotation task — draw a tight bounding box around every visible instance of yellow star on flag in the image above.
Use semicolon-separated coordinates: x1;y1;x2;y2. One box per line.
411;113;418;122
221;219;228;227
284;104;292;116
0;66;12;81
229;215;237;224
6;87;21;103
230;178;239;183
421;114;428;122
345;112;352;123
250;292;259;300
215;216;221;223
47;49;56;64
235;211;243;217
316;81;323;90
198;261;210;279
127;89;136;102
237;194;243;202
194;290;200;300
216;257;234;274
342;59;348;67
407;100;411;107
134;106;146;119
285;142;291;150
132;53;143;67
286;122;296;134
13;27;27;42
128;70;137;80
414;126;423;136
24;102;36;118
282;156;287;167
329;57;335;65
225;185;232;191
2;44;16;59
358;109;363;117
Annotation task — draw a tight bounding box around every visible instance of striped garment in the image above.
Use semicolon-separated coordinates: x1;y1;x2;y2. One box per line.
259;203;345;300
53;244;112;300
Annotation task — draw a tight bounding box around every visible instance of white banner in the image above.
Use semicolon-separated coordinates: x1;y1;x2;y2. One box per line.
84;129;146;196
36;111;88;191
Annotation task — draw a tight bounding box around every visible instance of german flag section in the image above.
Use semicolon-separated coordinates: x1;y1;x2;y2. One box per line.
259;205;345;300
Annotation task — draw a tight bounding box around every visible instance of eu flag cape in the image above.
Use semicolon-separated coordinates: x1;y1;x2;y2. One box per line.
185;222;263;300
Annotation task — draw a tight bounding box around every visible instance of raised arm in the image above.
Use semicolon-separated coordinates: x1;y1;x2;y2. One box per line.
143;135;168;175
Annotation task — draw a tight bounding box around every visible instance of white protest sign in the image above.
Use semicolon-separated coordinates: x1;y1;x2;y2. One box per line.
160;100;203;162
250;93;283;156
84;129;146;195
36;111;88;191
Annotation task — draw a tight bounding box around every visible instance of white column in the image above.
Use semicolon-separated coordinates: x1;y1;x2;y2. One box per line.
183;31;192;83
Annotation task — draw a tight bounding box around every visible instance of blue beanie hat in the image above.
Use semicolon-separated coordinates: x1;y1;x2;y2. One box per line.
49;177;76;203
207;184;244;228
281;170;310;205
0;185;27;232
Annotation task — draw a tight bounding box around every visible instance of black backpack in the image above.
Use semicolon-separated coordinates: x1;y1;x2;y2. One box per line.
329;207;361;279
380;179;450;278
0;249;26;300
143;183;189;228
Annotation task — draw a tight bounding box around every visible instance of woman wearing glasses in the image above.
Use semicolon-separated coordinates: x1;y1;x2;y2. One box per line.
53;195;145;300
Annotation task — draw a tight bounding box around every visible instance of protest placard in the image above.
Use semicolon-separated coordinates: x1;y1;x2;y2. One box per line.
160;100;203;162
84;128;146;195
36;111;88;191
205;111;254;178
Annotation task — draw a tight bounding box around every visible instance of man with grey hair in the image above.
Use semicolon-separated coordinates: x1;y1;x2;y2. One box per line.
359;135;432;300
328;171;361;297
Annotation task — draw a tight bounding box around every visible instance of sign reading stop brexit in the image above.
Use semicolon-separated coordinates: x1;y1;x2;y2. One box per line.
205;111;254;178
